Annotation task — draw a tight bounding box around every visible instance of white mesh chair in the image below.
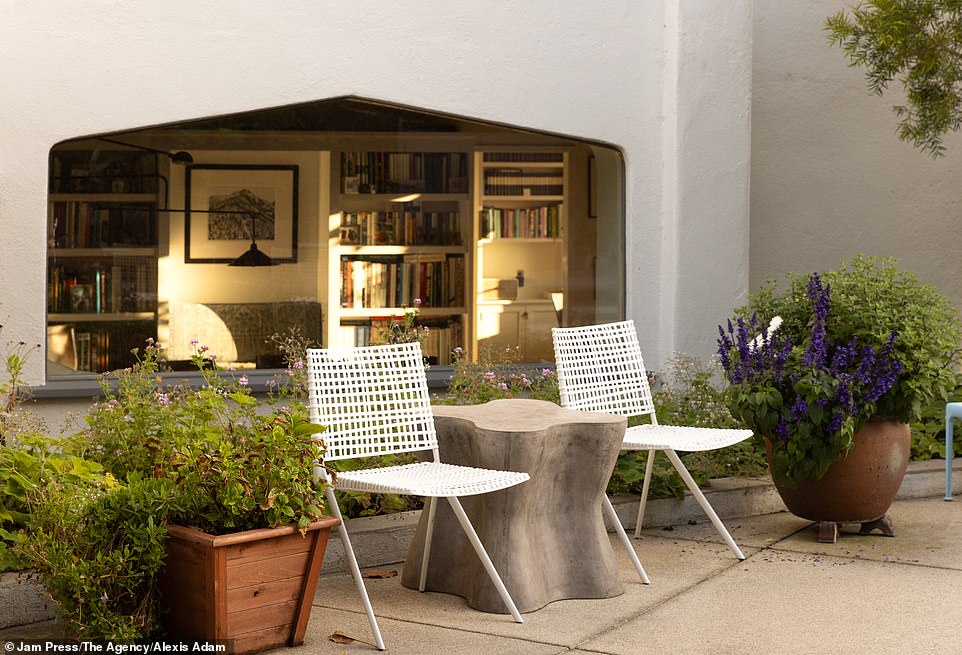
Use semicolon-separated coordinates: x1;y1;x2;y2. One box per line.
552;320;751;567
306;342;529;650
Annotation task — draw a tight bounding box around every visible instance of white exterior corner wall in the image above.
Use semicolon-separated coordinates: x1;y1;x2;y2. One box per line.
0;1;753;388
752;1;962;305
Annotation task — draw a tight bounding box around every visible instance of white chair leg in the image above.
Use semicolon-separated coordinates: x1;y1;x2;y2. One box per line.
324;486;386;650
445;496;524;623
603;494;650;584
664;449;745;560
419;496;437;592
633;449;657;538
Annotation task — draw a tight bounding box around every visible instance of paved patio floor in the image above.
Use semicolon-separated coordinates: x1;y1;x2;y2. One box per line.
302;497;962;655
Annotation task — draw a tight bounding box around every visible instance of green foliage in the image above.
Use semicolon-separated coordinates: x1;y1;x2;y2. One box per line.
369;306;430;348
19;478;177;640
0;435;111;572
911;382;962;460
740;255;962;425
70;343;328;533
333;454;424;518
826;0;962;156
608;355;767;500
729;256;962;485
6;339;330;639
444;346;560;405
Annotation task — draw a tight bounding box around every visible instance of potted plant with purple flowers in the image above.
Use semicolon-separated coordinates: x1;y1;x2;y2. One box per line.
717;256;962;542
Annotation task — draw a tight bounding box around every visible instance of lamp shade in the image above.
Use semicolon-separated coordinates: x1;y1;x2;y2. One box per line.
229;242;275;267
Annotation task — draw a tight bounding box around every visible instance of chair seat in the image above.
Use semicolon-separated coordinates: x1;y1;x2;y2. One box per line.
623;423;753;452
334;461;530;497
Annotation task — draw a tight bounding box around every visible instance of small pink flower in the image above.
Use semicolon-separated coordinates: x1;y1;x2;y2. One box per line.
413;298;422;306
293;360;305;369
541;368;553;377
483;371;496;381
226;365;237;372
238;376;249;386
498;382;508;391
154;392;170;407
199;344;209;352
190;338;199;345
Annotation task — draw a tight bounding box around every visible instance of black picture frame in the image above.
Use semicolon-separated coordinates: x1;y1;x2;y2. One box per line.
185;164;299;264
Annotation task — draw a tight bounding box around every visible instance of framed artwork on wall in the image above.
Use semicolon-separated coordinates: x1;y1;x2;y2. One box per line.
184;164;299;263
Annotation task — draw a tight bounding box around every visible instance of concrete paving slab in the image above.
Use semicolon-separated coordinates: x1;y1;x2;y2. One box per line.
299;606;566;655
311;535;744;649
773;497;962;569
582;550;962;655
637;507;814;549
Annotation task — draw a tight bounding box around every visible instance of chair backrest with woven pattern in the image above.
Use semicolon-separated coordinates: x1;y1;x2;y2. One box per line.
552;320;656;420
306;342;438;461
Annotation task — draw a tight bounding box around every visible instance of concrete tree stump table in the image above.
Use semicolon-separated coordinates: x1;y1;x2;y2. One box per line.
400;398;628;613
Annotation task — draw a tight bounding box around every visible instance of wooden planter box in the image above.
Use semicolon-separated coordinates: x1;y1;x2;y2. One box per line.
158;517;340;655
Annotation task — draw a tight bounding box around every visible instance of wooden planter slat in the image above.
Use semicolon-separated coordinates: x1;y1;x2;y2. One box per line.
159;516;339;655
231;625;296;655
225;551;312;589
226;577;303;610
227;599;300;635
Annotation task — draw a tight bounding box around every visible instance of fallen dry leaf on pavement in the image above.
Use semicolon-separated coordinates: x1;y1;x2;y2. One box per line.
329;630;357;644
361;569;398;579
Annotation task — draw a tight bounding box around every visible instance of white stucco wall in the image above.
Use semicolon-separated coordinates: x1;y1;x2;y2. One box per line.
752;1;962;304
0;1;752;387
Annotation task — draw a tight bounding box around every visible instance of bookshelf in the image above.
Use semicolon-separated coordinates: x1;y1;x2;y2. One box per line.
329;150;471;365
47;148;160;374
474;150;568;362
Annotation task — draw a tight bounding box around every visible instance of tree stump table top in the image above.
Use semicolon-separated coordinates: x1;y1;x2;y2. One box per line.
401;398;628;614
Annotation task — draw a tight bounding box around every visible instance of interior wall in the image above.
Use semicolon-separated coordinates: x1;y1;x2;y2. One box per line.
0;1;753;384
752;1;962;305
161;150;327;304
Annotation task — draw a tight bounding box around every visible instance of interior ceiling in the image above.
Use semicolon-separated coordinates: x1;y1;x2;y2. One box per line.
164;97;475;133
63;96;581;151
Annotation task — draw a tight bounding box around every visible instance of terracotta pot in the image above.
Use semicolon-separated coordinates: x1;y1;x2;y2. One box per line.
765;419;910;522
158;516;340;655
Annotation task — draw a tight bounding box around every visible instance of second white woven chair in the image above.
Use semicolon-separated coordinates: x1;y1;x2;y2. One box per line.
552;320;751;567
306;341;529;651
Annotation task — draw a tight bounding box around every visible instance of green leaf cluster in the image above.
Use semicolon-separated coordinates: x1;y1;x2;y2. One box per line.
740;255;961;424
608;355;767;500
3;340;330;639
731;255;962;485
827;0;962;156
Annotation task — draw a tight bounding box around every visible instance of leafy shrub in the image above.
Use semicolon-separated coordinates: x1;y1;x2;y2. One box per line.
444;346;560;405
726;256;962;484
20;478;177;640
608;354;766;499
740;255;962;424
11;340;328;639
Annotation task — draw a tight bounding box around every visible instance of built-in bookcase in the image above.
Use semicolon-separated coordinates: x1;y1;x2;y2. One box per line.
47;148;159;374
474;150;568;362
328;150;471;365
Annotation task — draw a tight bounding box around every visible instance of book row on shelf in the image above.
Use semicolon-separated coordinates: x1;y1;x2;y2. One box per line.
339;254;465;310
482;152;564;163
340;151;469;194
49;261;156;314
55;323;155;373
50;202;155;249
340;210;462;246
483;170;564;197
479;205;562;239
49;150;158;194
341;318;463;365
